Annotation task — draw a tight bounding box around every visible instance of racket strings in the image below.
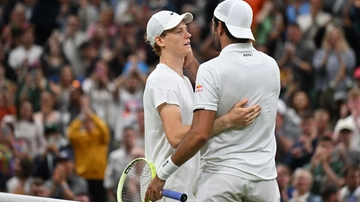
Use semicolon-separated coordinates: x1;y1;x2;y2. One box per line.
122;161;153;202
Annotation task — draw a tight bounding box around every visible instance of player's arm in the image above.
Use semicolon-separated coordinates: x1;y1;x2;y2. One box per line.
145;109;215;202
159;100;260;148
158;103;191;149
211;99;260;136
172;109;216;164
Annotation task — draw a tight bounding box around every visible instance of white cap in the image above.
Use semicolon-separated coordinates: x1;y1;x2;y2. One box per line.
214;0;255;41
146;10;193;46
337;119;354;132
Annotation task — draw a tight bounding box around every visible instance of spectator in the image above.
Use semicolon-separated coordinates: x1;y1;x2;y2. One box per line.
285;0;310;24
29;177;49;197
6;154;33;194
289;168;321;202
13;100;46;158
15;64;51;112
313;26;356;108
46;149;88;201
103;126;138;202
7;28;43;83
60;15;88;78
305;136;344;195
286;90;312;135
1;3;31;52
113;70;144;142
78;41;99;78
0;118;29;191
82;60;117;132
32;124;69;181
275;23;314;94
285;111;316;171
33;91;61;131
276;164;293;202
49;65;76;109
296;0;332;50
340;164;360;201
77;0;109;32
275;99;294;163
320;183;341;202
0;89;16;122
334;88;360;151
334;119;360;165
59;83;83;132
40;36;69;82
313;109;333;140
67;95;109;202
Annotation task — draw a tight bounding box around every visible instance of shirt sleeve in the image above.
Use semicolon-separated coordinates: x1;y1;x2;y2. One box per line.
193;64;220;111
149;76;180;109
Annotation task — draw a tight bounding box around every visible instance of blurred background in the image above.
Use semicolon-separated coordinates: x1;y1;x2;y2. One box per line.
0;0;359;201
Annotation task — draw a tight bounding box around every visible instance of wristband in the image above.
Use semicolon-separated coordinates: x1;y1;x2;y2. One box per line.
157;155;179;180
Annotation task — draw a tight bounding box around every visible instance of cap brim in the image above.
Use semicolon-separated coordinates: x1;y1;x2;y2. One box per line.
164;12;193;30
226;24;255;41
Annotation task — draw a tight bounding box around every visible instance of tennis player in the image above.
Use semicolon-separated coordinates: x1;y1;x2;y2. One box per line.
144;9;262;202
145;0;281;201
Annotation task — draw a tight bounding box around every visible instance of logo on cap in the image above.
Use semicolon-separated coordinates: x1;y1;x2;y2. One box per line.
170;12;174;15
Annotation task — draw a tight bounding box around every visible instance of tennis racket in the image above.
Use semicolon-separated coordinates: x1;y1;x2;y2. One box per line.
117;157;187;202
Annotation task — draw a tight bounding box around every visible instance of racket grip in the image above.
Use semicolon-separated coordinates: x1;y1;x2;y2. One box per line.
162;189;187;202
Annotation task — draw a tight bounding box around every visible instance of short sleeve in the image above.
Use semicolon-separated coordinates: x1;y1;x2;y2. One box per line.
149;77;180;109
193;64;219;111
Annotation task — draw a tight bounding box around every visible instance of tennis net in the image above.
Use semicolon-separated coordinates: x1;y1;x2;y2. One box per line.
0;192;77;202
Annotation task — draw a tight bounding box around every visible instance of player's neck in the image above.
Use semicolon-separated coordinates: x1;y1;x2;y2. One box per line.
159;53;184;77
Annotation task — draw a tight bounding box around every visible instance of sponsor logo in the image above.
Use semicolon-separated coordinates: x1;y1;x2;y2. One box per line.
162;160;169;167
195;84;203;92
170;12;174;15
243;53;253;57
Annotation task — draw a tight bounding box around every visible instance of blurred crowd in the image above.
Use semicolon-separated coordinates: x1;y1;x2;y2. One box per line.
0;0;359;201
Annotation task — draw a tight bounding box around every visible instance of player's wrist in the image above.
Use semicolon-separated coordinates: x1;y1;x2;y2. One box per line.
157;155;179;181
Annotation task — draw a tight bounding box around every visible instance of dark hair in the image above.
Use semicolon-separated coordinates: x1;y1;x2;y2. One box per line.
300;110;314;120
18;155;33;179
320;183;339;201
213;16;250;43
342;164;360;177
318;136;334;144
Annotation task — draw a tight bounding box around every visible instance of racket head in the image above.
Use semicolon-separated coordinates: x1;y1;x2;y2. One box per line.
117;158;156;202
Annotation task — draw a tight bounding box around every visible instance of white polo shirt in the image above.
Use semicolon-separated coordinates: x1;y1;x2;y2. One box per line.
143;64;200;201
194;43;280;181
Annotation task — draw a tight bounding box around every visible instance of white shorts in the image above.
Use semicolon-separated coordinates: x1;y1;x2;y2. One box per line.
193;172;280;202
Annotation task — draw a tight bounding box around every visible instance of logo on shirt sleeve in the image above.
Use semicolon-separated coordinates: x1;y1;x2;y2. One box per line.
195;84;203;92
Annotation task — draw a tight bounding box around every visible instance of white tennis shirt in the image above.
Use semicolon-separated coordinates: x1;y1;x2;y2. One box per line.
194;43;280;181
143;64;200;201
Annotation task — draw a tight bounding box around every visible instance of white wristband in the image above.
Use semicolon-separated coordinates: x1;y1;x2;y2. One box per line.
157;155;179;180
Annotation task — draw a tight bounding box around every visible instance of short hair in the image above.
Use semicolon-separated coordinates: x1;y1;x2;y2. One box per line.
342;164;360;177
320;183;339;201
144;29;171;56
318;136;334;145
213;16;249;43
300;110;314;120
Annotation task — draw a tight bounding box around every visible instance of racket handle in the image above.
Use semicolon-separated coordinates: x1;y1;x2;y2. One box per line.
162;189;187;202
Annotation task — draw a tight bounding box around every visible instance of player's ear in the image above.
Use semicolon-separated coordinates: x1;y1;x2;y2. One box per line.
155;36;165;47
218;22;225;36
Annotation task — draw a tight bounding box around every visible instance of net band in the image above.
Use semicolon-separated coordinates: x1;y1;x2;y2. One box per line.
0;192;77;202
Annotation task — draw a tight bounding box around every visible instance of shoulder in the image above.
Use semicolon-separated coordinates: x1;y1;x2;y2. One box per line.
146;70;178;89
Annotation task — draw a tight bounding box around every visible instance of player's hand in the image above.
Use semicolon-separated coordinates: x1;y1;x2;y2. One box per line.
227;99;261;128
145;175;165;202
